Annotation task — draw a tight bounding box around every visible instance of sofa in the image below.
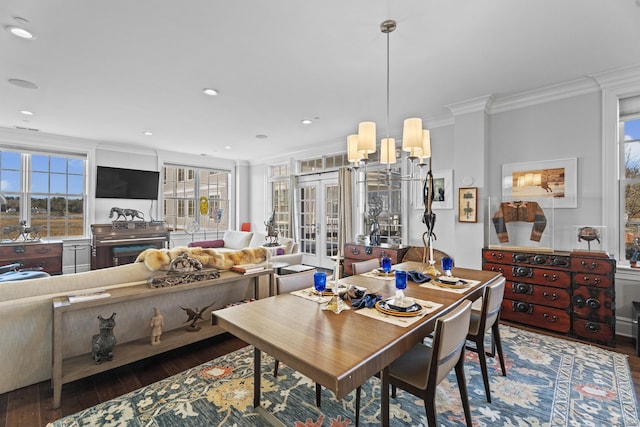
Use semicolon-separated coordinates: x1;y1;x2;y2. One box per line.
0;259;267;395
189;230;303;266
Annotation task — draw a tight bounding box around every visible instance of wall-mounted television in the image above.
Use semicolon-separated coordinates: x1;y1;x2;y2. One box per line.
95;166;160;200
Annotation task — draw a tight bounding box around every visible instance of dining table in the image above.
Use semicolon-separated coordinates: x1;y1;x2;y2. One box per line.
213;260;503;426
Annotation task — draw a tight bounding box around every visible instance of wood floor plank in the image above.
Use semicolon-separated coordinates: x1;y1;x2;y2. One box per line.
5;384;40;427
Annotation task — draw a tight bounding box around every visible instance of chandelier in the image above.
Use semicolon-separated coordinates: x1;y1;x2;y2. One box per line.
346;19;439;275
346;19;431;169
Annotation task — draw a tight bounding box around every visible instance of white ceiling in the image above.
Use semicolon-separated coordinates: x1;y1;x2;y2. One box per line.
1;0;640;162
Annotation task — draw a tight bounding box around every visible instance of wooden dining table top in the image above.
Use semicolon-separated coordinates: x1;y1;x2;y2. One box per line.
213;261;502;400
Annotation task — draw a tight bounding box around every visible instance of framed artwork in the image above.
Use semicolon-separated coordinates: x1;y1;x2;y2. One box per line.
502;158;577;208
458;187;478;222
414;169;453;210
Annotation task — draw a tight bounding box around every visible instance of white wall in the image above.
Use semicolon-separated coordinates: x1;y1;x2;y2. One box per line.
488;92;603;252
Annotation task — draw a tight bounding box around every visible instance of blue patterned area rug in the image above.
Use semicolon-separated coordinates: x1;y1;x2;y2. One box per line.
48;325;639;427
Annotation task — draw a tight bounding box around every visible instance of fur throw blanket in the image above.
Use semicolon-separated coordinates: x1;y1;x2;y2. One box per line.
135;247;268;272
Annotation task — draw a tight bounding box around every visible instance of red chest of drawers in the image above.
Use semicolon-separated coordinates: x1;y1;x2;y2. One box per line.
482;248;615;346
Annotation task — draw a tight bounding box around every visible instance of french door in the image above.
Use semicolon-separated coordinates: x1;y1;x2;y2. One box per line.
297;172;339;269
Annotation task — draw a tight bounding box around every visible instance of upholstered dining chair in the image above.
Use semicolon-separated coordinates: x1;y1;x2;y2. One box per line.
352;258;380;275
466;277;506;403
272;269;322;406
355;299;474;427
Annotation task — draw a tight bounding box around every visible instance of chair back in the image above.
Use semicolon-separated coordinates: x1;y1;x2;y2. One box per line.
276;269;317;294
480;277;506;333
431;299;472;385
352;258;380;275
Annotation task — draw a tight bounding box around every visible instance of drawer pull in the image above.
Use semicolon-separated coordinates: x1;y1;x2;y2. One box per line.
585;322;600;333
542;273;558;282
543;313;558;322
491;252;504;260
512;282;533;295
573;295;585;308
491;266;504;273
350;248;360;255
13;245;26;254
580;261;599;270
512;301;533;313
586;298;601;309
514;253;528;262
582;276;601;285
543;291;559;301
512;266;533;278
552;258;570;268
365;247;373;255
533;255;547;264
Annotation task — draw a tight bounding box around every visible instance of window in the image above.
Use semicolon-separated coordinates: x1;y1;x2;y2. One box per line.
0;150;86;239
621;112;640;260
270;163;290;238
162;165;230;232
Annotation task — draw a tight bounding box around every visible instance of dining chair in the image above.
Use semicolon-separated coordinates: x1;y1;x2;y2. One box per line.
355;299;474;427
272;269;322;406
352;258;380;275
466;277;506;403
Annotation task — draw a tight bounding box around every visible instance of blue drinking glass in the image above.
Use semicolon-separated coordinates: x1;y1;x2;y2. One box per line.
313;272;327;301
381;254;392;274
441;257;453;276
395;270;407;300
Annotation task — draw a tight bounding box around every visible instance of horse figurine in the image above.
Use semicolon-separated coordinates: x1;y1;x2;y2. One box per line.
1;220;46;241
91;313;117;364
109;207;145;221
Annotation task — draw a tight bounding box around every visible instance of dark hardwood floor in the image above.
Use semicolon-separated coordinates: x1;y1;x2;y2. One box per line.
0;327;638;427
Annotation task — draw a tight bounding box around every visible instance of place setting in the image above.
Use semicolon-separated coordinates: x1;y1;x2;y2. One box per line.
419;256;480;293
361;254;397;280
355;269;441;327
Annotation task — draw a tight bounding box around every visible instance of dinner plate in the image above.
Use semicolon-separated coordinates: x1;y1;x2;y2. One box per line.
433;277;469;289
371;268;395;277
375;300;424;317
312;284;348;296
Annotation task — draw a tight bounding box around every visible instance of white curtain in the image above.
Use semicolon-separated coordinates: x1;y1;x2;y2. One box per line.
338;167;353;259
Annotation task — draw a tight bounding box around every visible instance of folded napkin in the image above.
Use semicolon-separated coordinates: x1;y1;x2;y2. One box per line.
351;292;382;309
408;270;431;283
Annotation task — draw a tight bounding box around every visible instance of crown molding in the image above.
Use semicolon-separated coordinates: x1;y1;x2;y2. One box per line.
589;64;640;91
446;95;494;116
489;78;599;114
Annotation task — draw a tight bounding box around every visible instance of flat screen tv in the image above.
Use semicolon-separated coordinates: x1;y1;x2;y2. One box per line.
95;166;160;200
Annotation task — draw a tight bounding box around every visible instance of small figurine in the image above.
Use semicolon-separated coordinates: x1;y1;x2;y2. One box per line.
577;226;601;251
109;207;145;221
180;302;215;332
91;313;117;364
149;307;164;346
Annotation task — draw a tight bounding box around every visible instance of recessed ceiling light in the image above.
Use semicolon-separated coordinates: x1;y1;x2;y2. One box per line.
143;131;153;136
8;78;38;89
5;25;35;40
203;88;219;96
19;110;34;116
301;119;312;125
256;134;268;139
224;146;232;150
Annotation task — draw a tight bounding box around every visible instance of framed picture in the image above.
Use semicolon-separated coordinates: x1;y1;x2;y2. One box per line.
414;169;454;210
458;187;478;222
502;158;577;208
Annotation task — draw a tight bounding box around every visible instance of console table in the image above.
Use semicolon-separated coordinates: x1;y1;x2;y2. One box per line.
0;240;63;275
51;268;274;408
